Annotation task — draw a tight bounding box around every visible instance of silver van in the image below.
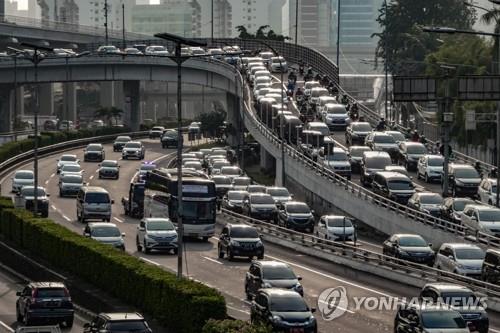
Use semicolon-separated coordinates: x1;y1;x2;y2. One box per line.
76;186;113;223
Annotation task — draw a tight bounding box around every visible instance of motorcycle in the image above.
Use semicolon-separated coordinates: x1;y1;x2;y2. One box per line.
299;65;304;76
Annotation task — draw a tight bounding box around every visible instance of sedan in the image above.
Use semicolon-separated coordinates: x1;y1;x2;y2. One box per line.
56;154;79;173
59;163;84;177
382;234;435;265
83;223;125;251
316;215;356;241
98;160;120;179
58;174;85;197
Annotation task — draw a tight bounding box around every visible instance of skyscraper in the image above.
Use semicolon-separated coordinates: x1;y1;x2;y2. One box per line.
37;0;79;23
78;0;134;31
289;0;334;48
200;0;232;38
228;0;286;38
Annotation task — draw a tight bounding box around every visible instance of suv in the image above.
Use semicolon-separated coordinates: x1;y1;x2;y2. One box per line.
149;126;165;138
394;303;469;333
371;171;415;204
345;122;372;145
56;154;79;173
482;248;500;283
84;313;152;333
407;192;444;217
98;160;120;179
322;147;352;179
265;187;293;204
416;154;444;183
396;142;427;171
16;282;74;327
217;224;264;260
136;218;178;254
14;186;50;218
277;201;315;233
364;132;398;158
83;143;105;162
76;186;113;223
420;283;489;333
245;261;303;300
434;243;485;277
461;204;500;237
84;223;125;250
447;164;481;197
360;151;392;186
112;136;131;152
478;178;498;205
441;197;475;224
222;190;248;213
243;193;278;221
316;215;356;241
161;130;178;148
58;174;85;197
122;141;145;160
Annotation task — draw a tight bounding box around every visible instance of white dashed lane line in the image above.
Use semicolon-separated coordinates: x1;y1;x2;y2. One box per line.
113;217;124;223
202;256;223;265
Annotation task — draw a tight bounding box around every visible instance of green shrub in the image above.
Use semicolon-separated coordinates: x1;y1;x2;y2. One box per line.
202;319;272;333
0;197;226;332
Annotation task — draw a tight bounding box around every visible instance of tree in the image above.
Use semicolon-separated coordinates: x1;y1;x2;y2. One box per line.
480;7;500;73
235;25;290;41
235;25;254;39
195;102;227;138
373;0;476;75
94;107;124;126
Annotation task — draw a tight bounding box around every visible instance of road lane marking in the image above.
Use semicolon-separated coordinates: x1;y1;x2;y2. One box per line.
202;256;222;265
113;217;124;223
50;173;55;178
140;257;161;266
318;299;355;314
0;320;13;332
51;205;57;210
62;215;71;221
227;305;250;315
44;180;49;185
89;175;94;180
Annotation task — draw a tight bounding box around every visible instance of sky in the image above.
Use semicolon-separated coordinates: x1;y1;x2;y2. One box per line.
15;0;160;10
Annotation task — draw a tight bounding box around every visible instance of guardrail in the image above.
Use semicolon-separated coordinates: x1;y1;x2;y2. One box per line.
220;209;500;308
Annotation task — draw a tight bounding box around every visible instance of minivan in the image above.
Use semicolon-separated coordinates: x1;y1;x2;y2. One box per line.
360;151;392;186
482;248;500;283
76;186;114;223
371;171;415;204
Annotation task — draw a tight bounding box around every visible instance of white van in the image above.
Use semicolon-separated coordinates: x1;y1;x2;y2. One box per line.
76;186;113;223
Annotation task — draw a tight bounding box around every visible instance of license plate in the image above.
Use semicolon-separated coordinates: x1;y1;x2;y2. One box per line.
290;329;304;333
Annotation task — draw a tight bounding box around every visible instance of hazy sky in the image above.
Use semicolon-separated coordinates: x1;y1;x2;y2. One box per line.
16;0;160;10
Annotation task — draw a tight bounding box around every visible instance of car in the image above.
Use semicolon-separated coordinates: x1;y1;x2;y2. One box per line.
309;87;329;107
183;161;203;171
210;160;231;175
365;132;398;158
270;56;287;72
124;47;142;55
222;190;248;213
322;147;352;179
59;163;84;177
478;178;498;205
348;146;371;173
407;192;444;217
396;142;427;171
394;303;469;333
149;126;165;138
76;186;113;223
112;136;131;152
446;163;481;198
265;187;293;204
161;130;178;148
482;248;500;283
212;175;233;197
245;261;303;300
219;166;242;181
97;160;120;179
434;243;485;277
246;184;267;194
11;170;34;193
232;176;252;191
259;51;274;66
217;224;264;260
383;165;411;178
417;154;444;183
277;201;315;233
90;120;105;128
83;312;152;333
97;45;120;55
360;151;392;186
250;288;317;333
461;204;500;238
382;234;434;265
208;48;224;60
59;120;74;130
420;283;489;333
144;45;169;56
441;197;476;224
136;217;178;254
14;186;50;217
371;171;415;204
83;143;105;162
137;161;157;179
243;193;278;221
316;215;356;241
55;154;79;173
345;122;372;145
384;130;406;143
303;81;321;98
58;174;85;197
122;141;145;160
16;282;74;327
42;119;57;130
321;103;349;129
84;223;125;250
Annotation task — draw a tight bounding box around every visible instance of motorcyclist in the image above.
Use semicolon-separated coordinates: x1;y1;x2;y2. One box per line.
376;117;387;131
411;130;420;142
314;73;322;82
341;94;349;105
491;167;498;178
350;103;359;118
475;162;483;177
419;134;427;146
287;80;295;97
321;75;330;87
296;87;304;99
305;66;314;81
288;70;297;84
298;59;305;75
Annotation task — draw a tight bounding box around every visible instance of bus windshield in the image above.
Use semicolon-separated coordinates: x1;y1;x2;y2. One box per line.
172;200;215;222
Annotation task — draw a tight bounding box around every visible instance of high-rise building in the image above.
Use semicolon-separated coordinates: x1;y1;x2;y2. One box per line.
37;0;79;23
289;0;333;48
131;0;201;37
228;0;286;37
78;0;134;31
200;0;232;38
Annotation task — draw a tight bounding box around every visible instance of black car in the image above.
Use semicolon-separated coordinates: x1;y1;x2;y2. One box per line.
98;160;120;179
112;136;131;152
482;249;500;283
84;312;152;333
447;164;481;198
16;282;74;327
242;193;278;221
396;141;427;171
345;121;372;145
371;171;415;204
348;146;371;173
420;283;489;333
442;197;475;224
222;190;248;213
161;130;179;148
394;303;468;333
251;288;317;333
407;192;444;218
84;143;105;162
382;234;435;265
217;224;264;260
277;201;315;233
245;261;303;300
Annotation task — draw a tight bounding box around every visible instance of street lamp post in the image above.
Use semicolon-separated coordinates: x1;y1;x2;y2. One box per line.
104;0;109;46
336;0;341;72
122;3;126;50
489;0;500;207
154;33;207;279
384;0;388;119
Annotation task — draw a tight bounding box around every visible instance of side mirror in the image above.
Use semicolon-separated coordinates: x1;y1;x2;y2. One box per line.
111;199;115;204
259;234;264;239
46;194;50;197
311;210;315;215
310;307;316;313
138;227;145;232
121;233;126;237
297;276;303;281
428;243;433;248
448;255;454;260
83;323;91;329
97;164;101;167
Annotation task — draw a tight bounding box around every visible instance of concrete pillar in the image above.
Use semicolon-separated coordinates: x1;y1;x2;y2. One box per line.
260;149;274;171
0;84;13;132
226;92;239;146
275;157;283;187
38;83;54;116
15;86;24;117
123;81;141;131
100;81;115;108
113;81;124;111
62;82;77;121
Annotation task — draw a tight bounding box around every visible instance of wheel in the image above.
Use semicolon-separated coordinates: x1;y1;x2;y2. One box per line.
105;218;110;222
452;186;457;197
245;286;252;300
425;173;429;183
489;200;493;206
202;236;209;242
59;190;63;197
41;211;48;218
218;245;224;259
227;248;234;261
172;248;178;255
16;306;22;322
144;241;151;254
136;237;142;252
23;311;31;326
98;174;102;179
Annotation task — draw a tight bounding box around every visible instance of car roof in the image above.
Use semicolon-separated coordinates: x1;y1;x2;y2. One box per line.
363;151;390;158
261;288;303;298
449;163;474;169
227;223;256;230
29;282;66;289
322;215;347;220
143;217;171;223
402;141;425;147
249;192;271;197
441;243;482;250
255;260;289;268
16;169;34;174
464;204;496;211
374;171;410;180
284;201;308;207
393;234;424;239
424;283;472;293
82;186;109;193
88;222;118;228
100;313;144;321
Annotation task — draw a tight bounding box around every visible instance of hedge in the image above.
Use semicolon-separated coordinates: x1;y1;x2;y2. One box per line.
202;319;272;333
0;197;226;332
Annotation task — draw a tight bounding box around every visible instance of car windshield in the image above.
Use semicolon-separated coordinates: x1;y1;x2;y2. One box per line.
61;175;82;184
248;186;266;193
85;193;110;204
440;292;477;307
36;288;66;298
140;164;156;171
350;148;370;157
327;218;353;228
388;180;414;191
101;161;118;167
420;194;443;205
221;168;240;175
421;311;466;329
151;46;166;51
373;135;395;144
267;188;290;197
352;123;372;132
147;220;175;231
213;177;232;185
91;226;120;237
325;152;348;161
455;168;479;178
398;236;427;247
286;204;310;214
407;145;427;154
108;321;149;330
152;127;163;131
478;210;500;221
452;200;474;211
21;188;46;197
60;155;77;162
270;296;308;312
263;266;296;280
115;136;131;142
233;178;251;186
454;248;485;260
366;156;391;169
164;131;178;138
428;157;444;167
251;195;275;204
87;145;101;151
62;165;80;172
125;143;142;148
228;192;246;200
387;132;405;141
15;171;33;179
328;107;346;114
230;226;259;238
312;89;328;97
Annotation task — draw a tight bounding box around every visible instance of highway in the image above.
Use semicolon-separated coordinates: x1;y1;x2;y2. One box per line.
2;138;500;332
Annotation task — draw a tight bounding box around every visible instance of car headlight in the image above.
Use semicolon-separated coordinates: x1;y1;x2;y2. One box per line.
293;283;303;292
399;250;409;256
272;315;283;324
263;282;272;288
456;263;464;269
230;240;240;246
304;315;315;325
256;240;263;247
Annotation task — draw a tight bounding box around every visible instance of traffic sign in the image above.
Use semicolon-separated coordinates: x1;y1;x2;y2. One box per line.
458;76;500;101
465;109;476;131
393;76;437;102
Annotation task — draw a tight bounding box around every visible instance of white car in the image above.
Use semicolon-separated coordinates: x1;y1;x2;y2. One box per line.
136;217;178;254
11;170;34;193
83;223;125;251
322;103;349;129
137;162;157;178
259;51;274;66
461;204;500;237
208;48;224;60
417;154;444;183
303;81;321;98
145;45;169;56
478;178;498;205
122;141;145;160
149;126;165;138
265;187;293;204
97;45;120;55
434;243;484;277
59;163;84;177
232;177;252;191
270;56;287;72
124;47;142;55
316;215;356;241
59;120;74;130
322;147;352;179
219;166;242;181
56;154;79;173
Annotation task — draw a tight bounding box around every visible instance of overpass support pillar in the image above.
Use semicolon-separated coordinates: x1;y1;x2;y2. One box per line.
0;84;13;132
62;82;77;121
123;81;141;131
275;157;283;187
99;81;115;108
260;149;274;172
226;92;239;146
39;83;54;116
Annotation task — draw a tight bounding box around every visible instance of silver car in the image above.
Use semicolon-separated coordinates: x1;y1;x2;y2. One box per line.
136;218;178;254
58;174;85;197
434;243;485;278
11;170;34;193
84;223;125;250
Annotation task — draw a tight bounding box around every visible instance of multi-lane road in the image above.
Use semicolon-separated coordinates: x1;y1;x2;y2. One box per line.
2;138;500;332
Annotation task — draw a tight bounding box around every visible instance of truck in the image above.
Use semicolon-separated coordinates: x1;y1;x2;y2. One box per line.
121;182;145;218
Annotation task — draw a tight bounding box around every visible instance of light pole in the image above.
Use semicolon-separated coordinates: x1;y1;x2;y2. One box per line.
489;0;500;208
384;0;388;119
104;0;109;46
295;0;299;55
154;33;207;279
336;0;341;72
211;0;214;44
122;3;126;50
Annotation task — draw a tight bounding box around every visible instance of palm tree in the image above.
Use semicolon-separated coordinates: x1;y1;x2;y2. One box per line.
236;25;254;39
110;107;123;125
94;107;123;126
480;7;500;74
